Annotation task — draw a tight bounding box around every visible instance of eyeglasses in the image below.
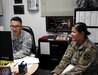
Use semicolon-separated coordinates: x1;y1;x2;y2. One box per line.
10;25;21;29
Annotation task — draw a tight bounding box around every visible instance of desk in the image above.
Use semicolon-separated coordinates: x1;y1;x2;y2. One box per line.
11;63;38;75
10;56;39;75
38;36;69;70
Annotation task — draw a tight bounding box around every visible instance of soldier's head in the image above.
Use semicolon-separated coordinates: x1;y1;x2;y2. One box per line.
71;22;91;43
10;16;23;37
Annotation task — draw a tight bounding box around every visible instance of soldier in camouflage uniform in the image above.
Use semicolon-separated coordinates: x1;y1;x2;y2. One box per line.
52;22;98;75
10;16;32;59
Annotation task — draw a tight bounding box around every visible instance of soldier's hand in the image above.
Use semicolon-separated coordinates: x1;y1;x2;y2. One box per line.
52;72;58;75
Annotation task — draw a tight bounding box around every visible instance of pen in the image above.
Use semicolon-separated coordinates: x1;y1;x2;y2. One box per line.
21;60;24;65
13;62;18;67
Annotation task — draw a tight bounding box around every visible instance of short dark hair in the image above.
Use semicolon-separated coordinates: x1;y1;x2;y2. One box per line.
10;16;22;24
74;22;91;35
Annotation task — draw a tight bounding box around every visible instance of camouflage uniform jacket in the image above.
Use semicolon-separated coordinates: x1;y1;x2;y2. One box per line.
52;38;98;75
12;30;32;59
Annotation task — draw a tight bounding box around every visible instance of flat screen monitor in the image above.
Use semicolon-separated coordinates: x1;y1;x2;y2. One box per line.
0;31;13;63
46;16;73;32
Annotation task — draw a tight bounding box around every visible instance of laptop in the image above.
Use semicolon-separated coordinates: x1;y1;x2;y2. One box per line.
0;31;13;63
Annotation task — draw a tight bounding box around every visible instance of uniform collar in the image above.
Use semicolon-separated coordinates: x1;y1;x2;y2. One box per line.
74;38;89;51
12;30;23;40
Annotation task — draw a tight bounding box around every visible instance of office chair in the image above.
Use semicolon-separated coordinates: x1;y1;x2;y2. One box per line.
22;26;36;54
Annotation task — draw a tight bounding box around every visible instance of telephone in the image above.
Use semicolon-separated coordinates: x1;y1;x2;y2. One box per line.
27;0;39;10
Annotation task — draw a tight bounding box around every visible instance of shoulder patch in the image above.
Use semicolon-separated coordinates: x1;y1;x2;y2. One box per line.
83;52;91;60
81;50;95;66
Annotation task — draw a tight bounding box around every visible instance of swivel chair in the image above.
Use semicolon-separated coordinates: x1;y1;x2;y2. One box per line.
22;26;36;54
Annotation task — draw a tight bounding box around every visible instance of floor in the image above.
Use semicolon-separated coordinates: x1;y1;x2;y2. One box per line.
32;69;51;75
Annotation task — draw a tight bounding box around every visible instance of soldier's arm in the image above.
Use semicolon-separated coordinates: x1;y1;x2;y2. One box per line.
51;42;75;75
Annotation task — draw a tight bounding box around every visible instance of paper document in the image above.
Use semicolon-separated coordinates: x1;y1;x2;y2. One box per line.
79;11;85;23
40;42;50;55
76;11;80;23
0;26;4;31
7;56;39;68
85;11;91;26
61;64;74;75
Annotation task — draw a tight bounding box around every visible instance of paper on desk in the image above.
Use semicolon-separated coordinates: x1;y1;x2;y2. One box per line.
61;64;74;75
7;56;39;68
21;56;39;64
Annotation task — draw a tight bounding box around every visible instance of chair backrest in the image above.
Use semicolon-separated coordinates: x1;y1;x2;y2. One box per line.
22;26;36;54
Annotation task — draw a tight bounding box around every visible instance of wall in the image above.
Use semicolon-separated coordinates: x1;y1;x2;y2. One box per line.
0;0;3;15
0;0;47;46
41;0;77;16
0;0;76;46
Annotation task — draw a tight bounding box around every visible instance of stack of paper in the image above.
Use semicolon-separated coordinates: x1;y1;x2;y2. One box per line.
7;56;39;68
61;64;74;75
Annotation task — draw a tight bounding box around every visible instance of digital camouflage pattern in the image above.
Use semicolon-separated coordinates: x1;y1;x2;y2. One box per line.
12;30;32;59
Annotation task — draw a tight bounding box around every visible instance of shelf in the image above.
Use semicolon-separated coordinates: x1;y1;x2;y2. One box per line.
87;26;98;28
75;8;98;11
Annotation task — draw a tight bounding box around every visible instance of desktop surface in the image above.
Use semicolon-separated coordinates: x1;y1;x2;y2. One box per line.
10;56;39;75
11;63;38;75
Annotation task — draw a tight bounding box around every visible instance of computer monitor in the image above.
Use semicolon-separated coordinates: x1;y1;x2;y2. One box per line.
0;31;13;64
46;16;73;32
